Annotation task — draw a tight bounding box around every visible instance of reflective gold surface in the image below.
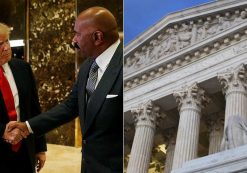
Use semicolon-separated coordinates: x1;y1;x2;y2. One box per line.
29;0;76;146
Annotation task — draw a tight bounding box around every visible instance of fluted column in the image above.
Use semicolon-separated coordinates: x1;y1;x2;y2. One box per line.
164;128;176;173
207;113;224;154
218;64;247;130
172;83;210;170
127;100;160;173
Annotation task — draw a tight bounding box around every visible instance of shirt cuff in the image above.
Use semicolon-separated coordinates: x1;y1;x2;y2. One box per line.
25;121;34;134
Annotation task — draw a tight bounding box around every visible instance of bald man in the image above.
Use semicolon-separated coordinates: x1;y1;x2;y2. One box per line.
8;7;123;173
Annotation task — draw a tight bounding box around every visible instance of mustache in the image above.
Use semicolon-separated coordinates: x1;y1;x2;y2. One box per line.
71;42;80;49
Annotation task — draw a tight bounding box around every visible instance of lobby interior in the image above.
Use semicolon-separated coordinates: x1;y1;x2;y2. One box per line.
0;0;123;172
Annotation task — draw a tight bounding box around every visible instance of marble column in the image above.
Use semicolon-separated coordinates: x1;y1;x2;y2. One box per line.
172;83;210;170
218;64;247;130
207;113;224;154
164;128;177;173
127;100;160;173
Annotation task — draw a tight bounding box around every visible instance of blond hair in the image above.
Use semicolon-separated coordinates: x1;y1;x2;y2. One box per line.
0;23;11;38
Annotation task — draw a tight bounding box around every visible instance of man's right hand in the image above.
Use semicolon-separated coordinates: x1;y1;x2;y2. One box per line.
2;123;24;144
4;121;30;144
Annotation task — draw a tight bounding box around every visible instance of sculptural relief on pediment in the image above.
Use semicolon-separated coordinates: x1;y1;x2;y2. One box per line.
124;8;247;75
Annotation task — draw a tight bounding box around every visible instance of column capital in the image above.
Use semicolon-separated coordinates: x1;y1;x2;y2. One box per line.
218;64;247;96
173;83;210;112
131;100;161;128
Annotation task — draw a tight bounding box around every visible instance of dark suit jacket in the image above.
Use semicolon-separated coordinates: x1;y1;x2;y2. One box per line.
0;58;47;173
28;43;123;173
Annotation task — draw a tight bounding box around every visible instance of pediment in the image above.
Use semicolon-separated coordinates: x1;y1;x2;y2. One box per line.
124;0;247;91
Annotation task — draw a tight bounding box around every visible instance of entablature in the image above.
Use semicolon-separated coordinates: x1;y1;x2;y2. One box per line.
124;0;247;91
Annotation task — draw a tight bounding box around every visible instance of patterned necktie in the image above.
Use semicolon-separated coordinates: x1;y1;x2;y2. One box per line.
86;61;99;97
0;66;21;152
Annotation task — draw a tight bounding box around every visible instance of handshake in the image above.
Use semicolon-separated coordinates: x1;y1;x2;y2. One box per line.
2;121;30;145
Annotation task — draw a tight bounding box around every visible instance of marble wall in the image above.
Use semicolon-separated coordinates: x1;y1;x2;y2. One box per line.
29;0;76;146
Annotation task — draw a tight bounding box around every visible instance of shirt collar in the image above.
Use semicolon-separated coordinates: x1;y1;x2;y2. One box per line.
2;62;10;73
95;39;120;71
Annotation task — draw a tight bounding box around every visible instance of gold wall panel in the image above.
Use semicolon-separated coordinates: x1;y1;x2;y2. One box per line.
29;0;76;146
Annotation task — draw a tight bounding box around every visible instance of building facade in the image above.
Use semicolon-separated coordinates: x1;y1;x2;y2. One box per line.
124;0;247;172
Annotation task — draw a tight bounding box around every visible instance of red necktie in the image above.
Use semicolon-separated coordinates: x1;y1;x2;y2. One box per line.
0;66;21;152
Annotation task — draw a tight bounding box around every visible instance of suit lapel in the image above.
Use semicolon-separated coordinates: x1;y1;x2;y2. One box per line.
83;43;123;134
79;59;93;125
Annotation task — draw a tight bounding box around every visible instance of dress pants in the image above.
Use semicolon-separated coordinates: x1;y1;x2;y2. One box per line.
0;143;33;173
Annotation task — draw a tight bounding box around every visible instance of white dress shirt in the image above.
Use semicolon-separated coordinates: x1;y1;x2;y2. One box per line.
94;39;120;88
2;63;20;121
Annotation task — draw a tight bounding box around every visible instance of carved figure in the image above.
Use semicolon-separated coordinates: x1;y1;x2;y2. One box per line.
178;23;192;49
124;56;136;73
150;39;161;60
206;22;218;36
197;22;210;41
233;11;247;24
133;51;147;68
216;17;230;32
221;115;247;150
159;28;178;55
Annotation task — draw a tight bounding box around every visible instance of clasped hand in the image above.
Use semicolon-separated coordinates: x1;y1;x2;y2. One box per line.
2;121;30;144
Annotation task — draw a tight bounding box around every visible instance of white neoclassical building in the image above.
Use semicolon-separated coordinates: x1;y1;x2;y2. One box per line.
124;0;247;173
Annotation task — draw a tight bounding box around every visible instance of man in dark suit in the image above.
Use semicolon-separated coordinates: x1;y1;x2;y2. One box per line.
8;7;123;173
0;23;47;173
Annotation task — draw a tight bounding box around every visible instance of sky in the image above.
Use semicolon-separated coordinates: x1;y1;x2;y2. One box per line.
124;0;215;45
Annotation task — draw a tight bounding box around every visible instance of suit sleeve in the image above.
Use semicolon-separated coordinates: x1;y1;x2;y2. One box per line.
0;93;7;138
28;71;80;136
0;123;6;139
27;64;47;152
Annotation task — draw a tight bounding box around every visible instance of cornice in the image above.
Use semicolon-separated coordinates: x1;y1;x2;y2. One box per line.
124;23;247;91
124;39;247;112
125;0;247;54
124;1;247;92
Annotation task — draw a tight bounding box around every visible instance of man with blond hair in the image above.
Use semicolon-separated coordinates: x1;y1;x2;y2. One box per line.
0;23;47;173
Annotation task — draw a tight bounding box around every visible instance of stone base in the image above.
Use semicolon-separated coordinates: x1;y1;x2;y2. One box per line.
172;145;247;173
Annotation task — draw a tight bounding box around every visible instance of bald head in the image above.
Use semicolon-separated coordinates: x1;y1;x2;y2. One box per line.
77;7;119;42
72;7;120;58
